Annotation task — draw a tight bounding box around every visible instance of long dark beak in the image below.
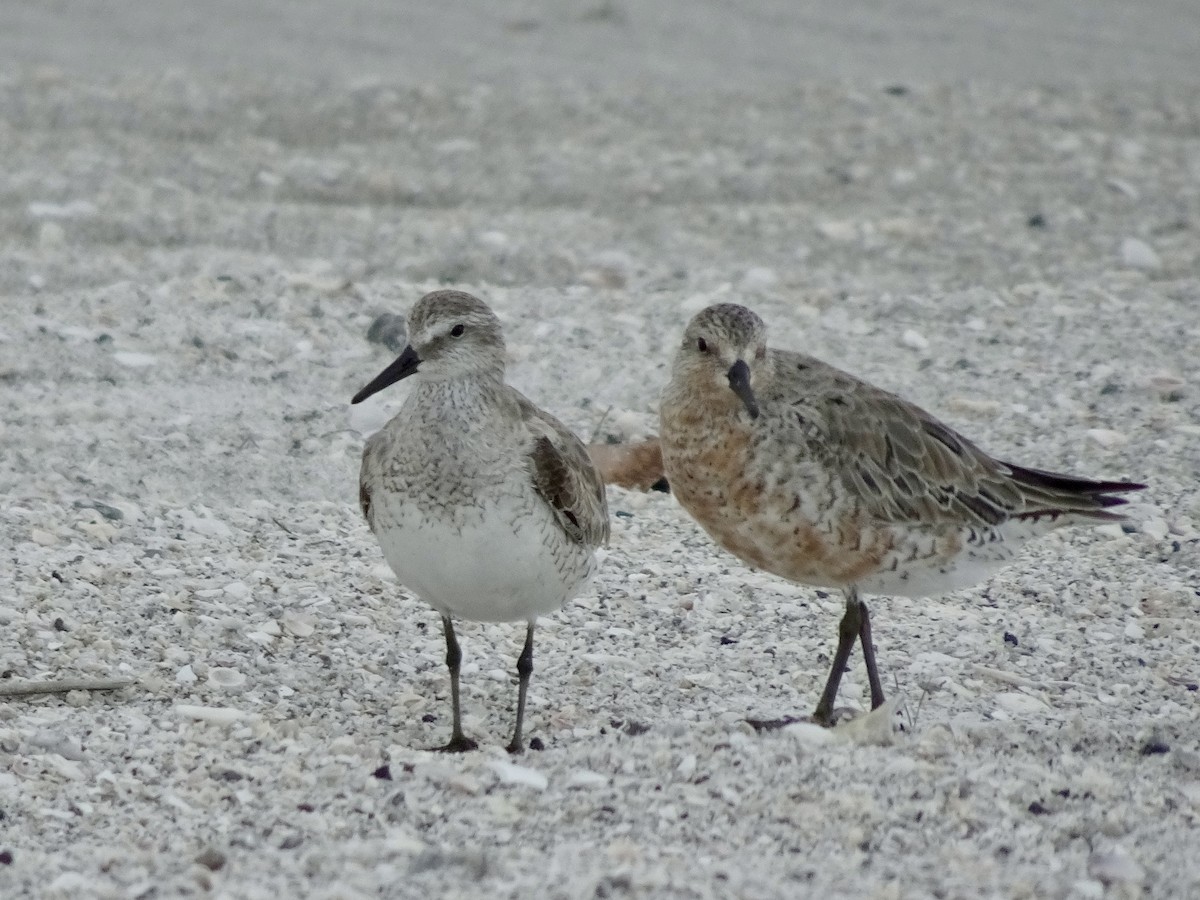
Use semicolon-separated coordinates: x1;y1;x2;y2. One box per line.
727;359;759;419
351;345;421;404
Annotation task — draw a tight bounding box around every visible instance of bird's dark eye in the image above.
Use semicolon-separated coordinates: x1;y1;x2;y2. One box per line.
450;324;465;337
697;338;708;353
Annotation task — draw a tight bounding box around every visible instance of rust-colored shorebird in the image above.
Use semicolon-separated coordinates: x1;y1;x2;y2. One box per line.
353;290;609;752
659;303;1144;725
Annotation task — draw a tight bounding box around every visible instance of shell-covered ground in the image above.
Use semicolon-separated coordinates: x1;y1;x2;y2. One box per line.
2;7;1199;898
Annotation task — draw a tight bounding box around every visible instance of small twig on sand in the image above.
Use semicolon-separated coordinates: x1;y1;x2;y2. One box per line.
968;664;1084;691
0;678;136;698
899;674;928;733
588;406;613;444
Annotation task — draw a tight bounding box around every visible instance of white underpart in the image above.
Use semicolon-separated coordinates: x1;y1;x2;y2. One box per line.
857;547;1016;598
857;514;1078;598
370;464;596;623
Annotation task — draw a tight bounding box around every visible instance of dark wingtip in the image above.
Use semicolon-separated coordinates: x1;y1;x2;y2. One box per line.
1005;463;1147;520
1095;487;1146;508
1006;463;1146;497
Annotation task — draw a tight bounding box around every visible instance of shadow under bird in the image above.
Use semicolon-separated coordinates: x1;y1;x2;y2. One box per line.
659;302;1145;725
352;290;609;753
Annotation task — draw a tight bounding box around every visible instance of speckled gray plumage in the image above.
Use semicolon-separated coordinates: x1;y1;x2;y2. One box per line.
355;290;609;750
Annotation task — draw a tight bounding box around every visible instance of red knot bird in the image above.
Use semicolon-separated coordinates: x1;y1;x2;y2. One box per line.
659;302;1145;726
352;290;609;752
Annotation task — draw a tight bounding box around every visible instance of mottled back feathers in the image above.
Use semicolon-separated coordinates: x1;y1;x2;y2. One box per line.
765;348;1142;529
522;396;611;548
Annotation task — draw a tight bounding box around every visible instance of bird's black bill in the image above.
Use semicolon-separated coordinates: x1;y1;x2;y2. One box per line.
727;359;759;419
351;345;421;404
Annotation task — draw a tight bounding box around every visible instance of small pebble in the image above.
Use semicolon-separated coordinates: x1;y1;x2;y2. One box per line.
815;219;859;242
77;520;118;542
582;250;635;288
28;200;98;219
1139;738;1170;756
207;667;247;690
366;313;407;353
784;722;837;749
740;267;779;290
487;759;548;791
439;772;479;795
176;705;248;725
39;221;66;247
1173;749;1200;773
993;692;1049;715
676;753;697;779
180;511;233;539
282;612;316;637
28;730;85;762
195;848;226;872
1146;372;1186;396
112;351;159;368
1086;428;1129;448
48;872;91;894
31;528;59;546
565;770;608;789
1070;879;1105;899
1141;518;1168;541
1087;847;1145;886
477;230;509;249
223;581;250;600
1119;237;1160;270
73;500;124;521
1107;178;1139;199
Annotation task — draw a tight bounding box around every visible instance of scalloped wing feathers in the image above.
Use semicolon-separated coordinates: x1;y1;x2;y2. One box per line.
770;350;1138;527
519;395;611;548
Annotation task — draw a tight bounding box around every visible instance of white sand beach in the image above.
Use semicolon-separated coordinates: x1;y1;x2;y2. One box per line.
2;3;1198;897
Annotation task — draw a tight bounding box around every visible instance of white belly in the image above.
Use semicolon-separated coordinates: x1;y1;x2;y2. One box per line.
373;492;596;623
854;518;1056;599
855;549;1016;598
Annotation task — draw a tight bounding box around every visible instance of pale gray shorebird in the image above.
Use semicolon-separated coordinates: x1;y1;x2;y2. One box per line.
659;303;1145;726
352;290;609;753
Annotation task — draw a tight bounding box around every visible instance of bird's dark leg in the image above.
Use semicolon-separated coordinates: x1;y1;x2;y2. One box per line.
506;623;535;755
812;587;865;726
857;595;886;710
438;616;478;753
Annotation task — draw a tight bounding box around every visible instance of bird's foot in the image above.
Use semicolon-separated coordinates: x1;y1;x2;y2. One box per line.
810;706;861;729
745;715;806;733
436;734;479;754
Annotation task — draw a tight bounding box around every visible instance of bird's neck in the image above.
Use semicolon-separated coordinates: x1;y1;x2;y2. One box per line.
409;373;511;427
